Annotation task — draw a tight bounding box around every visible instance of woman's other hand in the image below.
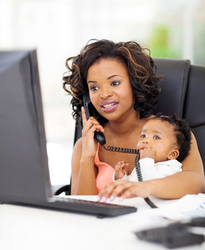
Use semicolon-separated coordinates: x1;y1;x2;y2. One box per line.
98;180;153;202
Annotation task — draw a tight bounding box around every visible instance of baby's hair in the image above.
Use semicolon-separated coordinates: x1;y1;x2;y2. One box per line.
151;113;191;162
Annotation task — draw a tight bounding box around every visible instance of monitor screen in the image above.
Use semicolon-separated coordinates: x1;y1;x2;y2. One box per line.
0;50;51;202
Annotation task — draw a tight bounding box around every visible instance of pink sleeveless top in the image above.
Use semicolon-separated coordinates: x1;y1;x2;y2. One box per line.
95;144;115;193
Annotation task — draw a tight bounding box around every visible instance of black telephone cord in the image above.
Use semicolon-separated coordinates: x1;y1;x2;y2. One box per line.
102;145;138;154
134;153;158;208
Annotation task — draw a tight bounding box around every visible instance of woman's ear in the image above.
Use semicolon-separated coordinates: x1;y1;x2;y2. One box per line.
168;150;180;160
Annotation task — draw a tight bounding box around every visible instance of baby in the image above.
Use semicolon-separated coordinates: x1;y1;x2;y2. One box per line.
114;113;191;182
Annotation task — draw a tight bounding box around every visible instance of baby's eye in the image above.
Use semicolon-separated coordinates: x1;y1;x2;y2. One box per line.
140;134;146;139
153;135;160;140
111;81;120;86
90;86;99;91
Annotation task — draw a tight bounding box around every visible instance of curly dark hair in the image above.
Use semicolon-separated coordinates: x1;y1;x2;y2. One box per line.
63;39;163;123
152;113;192;162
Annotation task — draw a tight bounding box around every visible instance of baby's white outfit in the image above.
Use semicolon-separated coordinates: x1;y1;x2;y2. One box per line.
113;157;182;181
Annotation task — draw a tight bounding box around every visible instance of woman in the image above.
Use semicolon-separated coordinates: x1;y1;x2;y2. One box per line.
63;39;205;198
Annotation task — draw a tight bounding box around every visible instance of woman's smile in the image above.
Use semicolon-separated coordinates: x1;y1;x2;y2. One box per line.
100;100;119;112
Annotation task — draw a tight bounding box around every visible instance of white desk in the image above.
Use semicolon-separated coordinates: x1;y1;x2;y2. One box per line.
0;196;204;250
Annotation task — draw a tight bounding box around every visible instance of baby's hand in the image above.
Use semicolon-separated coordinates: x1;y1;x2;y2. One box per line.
115;161;129;180
139;148;155;160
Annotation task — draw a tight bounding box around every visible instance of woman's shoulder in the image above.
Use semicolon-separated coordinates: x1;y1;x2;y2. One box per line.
74;137;82;147
72;137;83;157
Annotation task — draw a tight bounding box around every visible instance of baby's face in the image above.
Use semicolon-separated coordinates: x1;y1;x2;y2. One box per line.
137;119;179;162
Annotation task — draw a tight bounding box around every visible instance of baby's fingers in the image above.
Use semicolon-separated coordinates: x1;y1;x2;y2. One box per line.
115;161;129;171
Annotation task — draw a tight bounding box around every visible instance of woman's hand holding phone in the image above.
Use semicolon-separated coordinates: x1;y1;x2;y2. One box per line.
81;106;104;159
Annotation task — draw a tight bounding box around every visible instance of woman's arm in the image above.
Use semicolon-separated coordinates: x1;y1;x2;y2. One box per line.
71;138;98;195
71;107;104;195
98;133;205;200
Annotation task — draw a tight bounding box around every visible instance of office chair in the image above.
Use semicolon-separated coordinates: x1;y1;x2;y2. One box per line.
54;58;205;195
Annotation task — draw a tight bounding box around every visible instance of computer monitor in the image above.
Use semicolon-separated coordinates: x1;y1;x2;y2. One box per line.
0;49;52;202
0;50;138;216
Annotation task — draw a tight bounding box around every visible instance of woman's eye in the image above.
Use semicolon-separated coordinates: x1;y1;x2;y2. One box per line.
153;135;160;140
111;81;120;86
90;86;99;91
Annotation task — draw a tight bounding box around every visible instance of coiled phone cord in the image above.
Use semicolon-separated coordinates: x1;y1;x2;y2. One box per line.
134;152;158;209
102;145;138;154
103;144;158;209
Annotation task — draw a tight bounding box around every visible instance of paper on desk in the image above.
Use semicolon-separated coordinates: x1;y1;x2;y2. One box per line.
125;193;205;231
150;193;205;221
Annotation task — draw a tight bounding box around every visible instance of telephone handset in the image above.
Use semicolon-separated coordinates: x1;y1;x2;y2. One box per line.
83;95;106;145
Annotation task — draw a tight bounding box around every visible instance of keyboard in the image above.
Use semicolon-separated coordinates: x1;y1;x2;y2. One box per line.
22;196;137;217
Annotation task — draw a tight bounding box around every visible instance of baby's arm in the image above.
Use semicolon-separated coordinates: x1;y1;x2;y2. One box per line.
139;158;182;180
139;148;182;180
137;148;156;180
114;161;129;181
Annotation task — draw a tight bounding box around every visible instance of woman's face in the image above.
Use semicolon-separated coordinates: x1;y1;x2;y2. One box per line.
86;58;135;122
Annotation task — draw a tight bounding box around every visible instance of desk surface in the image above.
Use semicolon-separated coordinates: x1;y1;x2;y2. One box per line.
0;196;204;250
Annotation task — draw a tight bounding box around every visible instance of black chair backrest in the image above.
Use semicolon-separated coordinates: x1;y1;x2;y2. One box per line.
154;58;205;167
73;58;205;168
